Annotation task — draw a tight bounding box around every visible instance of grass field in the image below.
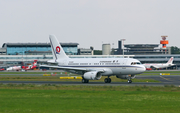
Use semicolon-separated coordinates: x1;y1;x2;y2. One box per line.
0;71;180;112
0;84;180;113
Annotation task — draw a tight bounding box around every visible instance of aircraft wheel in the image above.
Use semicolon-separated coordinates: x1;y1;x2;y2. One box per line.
104;78;108;83
104;78;111;83
82;79;86;83
82;79;85;83
128;80;132;83
108;78;111;83
82;79;89;83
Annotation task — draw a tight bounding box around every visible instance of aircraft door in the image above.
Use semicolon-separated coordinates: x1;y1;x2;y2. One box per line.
122;59;127;69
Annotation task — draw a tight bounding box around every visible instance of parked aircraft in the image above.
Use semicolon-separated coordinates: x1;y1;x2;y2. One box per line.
22;60;37;71
6;60;37;71
41;35;146;83
0;67;5;71
143;57;175;69
6;66;21;71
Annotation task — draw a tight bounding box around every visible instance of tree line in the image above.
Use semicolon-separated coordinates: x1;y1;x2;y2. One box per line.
171;46;180;54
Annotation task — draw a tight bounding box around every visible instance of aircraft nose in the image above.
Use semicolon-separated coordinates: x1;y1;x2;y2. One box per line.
141;65;146;72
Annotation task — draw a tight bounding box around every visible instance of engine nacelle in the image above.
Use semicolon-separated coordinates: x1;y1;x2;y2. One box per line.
116;75;136;79
83;71;102;80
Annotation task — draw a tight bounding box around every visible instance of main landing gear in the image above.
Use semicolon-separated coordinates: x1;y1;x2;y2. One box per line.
82;79;89;83
104;77;111;83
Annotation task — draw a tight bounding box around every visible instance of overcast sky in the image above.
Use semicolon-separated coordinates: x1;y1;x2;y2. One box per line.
0;0;180;50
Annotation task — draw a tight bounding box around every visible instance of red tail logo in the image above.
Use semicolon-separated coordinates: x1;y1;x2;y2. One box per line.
167;57;173;64
56;46;60;54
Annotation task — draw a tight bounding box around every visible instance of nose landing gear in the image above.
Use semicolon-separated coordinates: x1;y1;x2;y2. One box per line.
82;79;89;83
128;80;132;83
127;75;134;83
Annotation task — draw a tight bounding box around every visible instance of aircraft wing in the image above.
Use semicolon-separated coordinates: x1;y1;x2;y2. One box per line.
40;65;105;72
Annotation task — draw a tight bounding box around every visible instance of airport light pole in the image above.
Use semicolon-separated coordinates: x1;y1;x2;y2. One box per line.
121;39;126;58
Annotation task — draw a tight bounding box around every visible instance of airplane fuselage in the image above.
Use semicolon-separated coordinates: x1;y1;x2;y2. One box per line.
6;66;21;71
143;63;174;69
55;58;145;76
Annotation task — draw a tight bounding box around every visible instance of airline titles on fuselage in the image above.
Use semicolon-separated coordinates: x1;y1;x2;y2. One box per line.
68;60;121;66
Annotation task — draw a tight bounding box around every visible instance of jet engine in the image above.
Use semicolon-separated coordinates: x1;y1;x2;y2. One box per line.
83;71;102;80
116;75;136;79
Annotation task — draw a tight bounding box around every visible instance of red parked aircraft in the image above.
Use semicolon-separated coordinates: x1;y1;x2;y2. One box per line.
22;60;37;70
0;67;5;71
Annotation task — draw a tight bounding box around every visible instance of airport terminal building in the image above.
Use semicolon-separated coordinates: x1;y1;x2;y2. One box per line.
0;42;78;66
2;42;79;55
112;40;171;55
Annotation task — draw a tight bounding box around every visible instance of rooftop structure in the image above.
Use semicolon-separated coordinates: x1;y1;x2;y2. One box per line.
124;44;159;48
2;42;78;47
102;44;111;55
160;36;169;49
78;47;94;55
124;44;170;55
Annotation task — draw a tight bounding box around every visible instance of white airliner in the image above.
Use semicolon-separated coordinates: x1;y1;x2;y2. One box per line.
6;66;21;71
6;60;37;71
143;57;175;69
41;35;146;83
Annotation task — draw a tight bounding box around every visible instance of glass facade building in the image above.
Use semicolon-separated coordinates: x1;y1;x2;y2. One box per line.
6;46;52;55
2;43;78;55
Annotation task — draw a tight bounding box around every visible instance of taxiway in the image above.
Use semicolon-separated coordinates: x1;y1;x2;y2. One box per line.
0;75;180;86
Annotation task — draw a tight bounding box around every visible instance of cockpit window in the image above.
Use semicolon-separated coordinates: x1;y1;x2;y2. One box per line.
131;62;141;65
136;62;141;65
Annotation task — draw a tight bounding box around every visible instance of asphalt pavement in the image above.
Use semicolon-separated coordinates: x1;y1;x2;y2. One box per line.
1;75;180;86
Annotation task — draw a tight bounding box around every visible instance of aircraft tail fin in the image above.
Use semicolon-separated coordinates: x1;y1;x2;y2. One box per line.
33;60;37;66
49;34;69;60
167;57;174;64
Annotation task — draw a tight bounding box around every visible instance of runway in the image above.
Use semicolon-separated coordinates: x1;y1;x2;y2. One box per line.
1;75;180;86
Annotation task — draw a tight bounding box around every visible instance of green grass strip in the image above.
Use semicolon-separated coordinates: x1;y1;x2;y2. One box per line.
0;85;180;113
